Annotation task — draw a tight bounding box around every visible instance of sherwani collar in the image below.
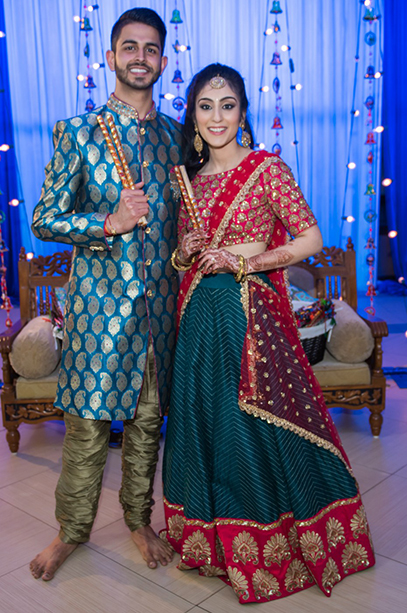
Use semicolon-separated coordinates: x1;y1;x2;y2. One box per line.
106;93;157;121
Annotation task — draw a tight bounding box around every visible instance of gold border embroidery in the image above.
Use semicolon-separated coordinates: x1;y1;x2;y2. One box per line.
240;277;250;320
238;400;354;478
164;494;361;530
179;157;275;321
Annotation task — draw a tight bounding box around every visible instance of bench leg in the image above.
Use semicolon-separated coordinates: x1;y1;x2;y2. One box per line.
369;409;383;437
5;423;20;453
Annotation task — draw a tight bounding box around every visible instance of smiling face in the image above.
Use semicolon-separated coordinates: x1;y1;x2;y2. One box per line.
194;81;243;150
107;22;167;91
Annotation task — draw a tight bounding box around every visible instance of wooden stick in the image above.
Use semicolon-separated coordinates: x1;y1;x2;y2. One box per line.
173;165;203;230
97;114;147;227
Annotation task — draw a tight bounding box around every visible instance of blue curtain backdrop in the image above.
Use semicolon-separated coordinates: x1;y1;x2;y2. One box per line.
383;1;406;282
0;0;32;298
3;0;385;290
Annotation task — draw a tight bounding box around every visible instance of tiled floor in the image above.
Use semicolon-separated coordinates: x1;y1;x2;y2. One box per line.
0;295;406;612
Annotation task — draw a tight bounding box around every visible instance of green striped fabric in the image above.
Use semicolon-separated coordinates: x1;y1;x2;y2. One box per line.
163;274;357;524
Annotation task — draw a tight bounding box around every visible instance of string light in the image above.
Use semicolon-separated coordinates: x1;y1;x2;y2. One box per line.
281;45;290;52
9;199;20;206
398;277;405;284
264;28;273;36
382;178;392;186
347;162;356;169
0;144;10;152
0;31;5;37
258;143;266;149
77;74;85;81
26;252;34;260
295;83;302;90
162;93;175;100
388;230;397;239
374;125;384;132
342;215;355;222
260;85;270;92
73;15;81;22
374;71;382;79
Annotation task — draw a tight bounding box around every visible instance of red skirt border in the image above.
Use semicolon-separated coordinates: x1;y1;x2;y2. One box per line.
162;494;375;604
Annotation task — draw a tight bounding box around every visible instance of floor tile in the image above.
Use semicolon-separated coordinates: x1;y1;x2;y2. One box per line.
0;546;192;613
88;517;224;605
362;475;407;565
0;499;57;578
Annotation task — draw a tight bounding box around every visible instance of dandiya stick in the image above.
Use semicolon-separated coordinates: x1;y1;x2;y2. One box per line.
173;165;203;230
97;114;147;227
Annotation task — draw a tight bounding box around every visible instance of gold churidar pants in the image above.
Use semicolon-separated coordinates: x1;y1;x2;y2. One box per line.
55;347;162;544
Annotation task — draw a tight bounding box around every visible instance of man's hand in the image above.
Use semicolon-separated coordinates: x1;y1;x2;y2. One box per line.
109;182;149;234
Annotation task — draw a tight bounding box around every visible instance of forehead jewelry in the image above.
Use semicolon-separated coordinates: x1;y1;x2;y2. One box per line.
209;75;226;89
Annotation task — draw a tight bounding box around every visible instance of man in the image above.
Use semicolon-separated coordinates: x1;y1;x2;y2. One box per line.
30;8;182;580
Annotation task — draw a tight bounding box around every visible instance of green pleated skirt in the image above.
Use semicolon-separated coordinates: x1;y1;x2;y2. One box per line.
163;273;357;523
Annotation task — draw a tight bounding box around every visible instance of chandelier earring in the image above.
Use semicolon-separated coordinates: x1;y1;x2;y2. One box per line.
239;119;251;148
194;123;204;155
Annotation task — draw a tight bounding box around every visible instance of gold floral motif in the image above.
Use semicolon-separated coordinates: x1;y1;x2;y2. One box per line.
178;561;193;570
341;541;369;572
326;518;346;549
350;507;368;539
232;531;259;565
299;531;326;564
200;565;227;577
263;533;291;566
227;567;250;600
182;530;211;564
252;569;281;600
216;535;225;562
284;559;313;592
168;514;186;541
288;526;299;551
322;558;341;592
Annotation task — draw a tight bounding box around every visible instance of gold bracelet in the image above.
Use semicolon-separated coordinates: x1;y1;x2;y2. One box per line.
234;255;246;283
105;214;117;236
171;248;196;271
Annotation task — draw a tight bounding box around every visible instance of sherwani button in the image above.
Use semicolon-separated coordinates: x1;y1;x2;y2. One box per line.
146;259;152;266
147;289;153;297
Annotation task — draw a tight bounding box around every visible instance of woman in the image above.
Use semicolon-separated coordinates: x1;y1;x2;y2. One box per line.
162;63;374;604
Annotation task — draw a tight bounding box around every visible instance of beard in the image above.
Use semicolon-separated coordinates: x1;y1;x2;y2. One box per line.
115;62;161;91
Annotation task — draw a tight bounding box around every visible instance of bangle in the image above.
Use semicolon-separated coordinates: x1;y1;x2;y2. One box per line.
105;214;117;236
234;255;246;283
171;248;196;271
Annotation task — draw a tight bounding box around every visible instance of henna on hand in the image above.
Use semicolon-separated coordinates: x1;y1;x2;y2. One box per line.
246;249;294;273
180;229;208;261
198;248;241;275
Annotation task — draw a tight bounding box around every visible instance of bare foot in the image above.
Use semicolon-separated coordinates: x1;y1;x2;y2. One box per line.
30;536;77;581
131;525;173;569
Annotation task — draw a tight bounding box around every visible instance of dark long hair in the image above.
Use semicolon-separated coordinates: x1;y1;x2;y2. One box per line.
182;63;255;179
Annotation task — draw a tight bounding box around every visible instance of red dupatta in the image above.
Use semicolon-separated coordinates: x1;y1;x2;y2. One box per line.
177;150;352;471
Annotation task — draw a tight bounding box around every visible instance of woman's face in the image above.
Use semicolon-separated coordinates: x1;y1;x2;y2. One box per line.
194;81;242;150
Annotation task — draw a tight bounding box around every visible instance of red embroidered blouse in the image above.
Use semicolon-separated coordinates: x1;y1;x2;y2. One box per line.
177;152;317;246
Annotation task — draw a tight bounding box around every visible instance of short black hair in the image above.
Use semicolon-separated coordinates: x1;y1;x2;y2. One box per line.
111;8;167;54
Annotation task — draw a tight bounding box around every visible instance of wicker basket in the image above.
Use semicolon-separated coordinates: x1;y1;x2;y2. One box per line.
301;333;328;365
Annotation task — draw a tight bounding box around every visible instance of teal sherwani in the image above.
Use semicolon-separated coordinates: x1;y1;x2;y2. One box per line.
32;94;182;420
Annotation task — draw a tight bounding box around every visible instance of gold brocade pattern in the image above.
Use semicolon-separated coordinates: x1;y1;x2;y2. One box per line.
299;531;326;564
322;558;341;592
200;565;227;577
350;507;369;538
168;513;186;541
326;517;346;549
227;567;250;600
252;569;281;600
296;495;361;528
263;534;291;567
182;530;211;563
284;559;313;592
232;531;260;564
341;542;369;572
